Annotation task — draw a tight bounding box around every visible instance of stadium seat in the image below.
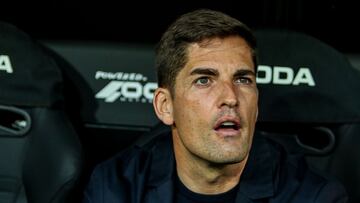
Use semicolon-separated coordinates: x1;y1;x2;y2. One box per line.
254;29;360;203
43;40;160;184
0;22;82;203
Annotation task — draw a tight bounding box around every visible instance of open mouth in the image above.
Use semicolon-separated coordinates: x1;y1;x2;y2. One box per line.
214;120;240;132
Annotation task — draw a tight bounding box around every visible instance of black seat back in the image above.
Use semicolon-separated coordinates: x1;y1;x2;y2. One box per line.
255;29;360;203
0;22;82;203
43;41;161;184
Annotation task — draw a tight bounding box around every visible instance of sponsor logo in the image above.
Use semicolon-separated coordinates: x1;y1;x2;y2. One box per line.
257;65;315;86
0;55;13;73
95;71;157;103
95;71;146;81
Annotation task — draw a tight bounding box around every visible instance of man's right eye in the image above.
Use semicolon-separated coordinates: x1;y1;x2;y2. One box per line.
195;77;210;86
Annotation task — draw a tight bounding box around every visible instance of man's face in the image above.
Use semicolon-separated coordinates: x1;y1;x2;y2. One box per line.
170;36;258;165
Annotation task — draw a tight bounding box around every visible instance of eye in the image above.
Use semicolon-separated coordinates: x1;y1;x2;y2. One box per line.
195;77;211;86
235;77;252;84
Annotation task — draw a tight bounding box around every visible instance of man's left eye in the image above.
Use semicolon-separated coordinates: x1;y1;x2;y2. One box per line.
235;77;252;84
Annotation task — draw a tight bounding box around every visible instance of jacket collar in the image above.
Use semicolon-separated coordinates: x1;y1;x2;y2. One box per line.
147;132;175;187
237;133;278;200
147;132;278;201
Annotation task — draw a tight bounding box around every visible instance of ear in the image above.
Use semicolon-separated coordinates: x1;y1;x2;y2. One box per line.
153;87;174;125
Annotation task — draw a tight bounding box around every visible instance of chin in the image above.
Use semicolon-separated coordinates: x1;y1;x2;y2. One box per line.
208;153;247;165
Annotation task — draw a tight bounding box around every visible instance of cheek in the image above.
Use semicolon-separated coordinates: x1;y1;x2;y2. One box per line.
246;94;258;122
237;90;258;117
174;97;199;121
173;93;213;127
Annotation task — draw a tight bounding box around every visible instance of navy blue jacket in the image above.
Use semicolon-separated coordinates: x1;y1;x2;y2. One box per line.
83;132;348;203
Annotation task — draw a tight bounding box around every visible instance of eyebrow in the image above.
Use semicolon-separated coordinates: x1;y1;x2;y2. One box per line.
233;69;256;78
190;67;256;78
190;67;219;76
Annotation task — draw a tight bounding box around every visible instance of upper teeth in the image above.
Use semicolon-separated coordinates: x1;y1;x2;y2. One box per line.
222;121;235;126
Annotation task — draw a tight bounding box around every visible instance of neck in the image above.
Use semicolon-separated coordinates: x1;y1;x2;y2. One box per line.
173;134;248;195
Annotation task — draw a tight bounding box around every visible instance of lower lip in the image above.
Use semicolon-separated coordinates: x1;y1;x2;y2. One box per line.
214;128;240;137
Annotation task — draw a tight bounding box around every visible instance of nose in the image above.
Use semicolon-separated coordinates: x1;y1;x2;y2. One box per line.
218;82;238;108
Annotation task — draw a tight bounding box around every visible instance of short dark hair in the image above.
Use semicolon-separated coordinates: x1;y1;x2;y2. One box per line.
155;9;257;94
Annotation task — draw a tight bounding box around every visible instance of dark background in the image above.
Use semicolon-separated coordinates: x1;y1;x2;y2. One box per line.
1;0;360;53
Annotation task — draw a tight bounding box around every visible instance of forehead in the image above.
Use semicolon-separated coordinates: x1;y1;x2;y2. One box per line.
184;36;255;72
